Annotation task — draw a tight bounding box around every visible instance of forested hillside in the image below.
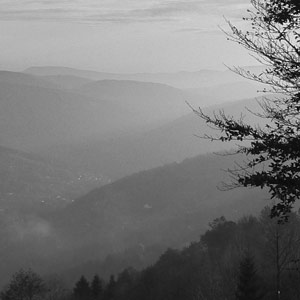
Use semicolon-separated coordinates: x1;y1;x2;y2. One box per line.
0;151;269;287
5;208;300;300
0;145;105;214
80;207;299;300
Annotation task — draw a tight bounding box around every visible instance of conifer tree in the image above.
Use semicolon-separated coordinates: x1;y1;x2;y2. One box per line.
103;275;116;300
91;275;103;300
235;253;264;300
73;276;91;300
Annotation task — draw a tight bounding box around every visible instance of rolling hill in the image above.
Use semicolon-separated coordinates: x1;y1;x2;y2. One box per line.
39;96;266;179
0;71;191;160
0;145;107;214
41;74;94;90
19;66;270;179
0;151;270;287
25;66;266;89
76;79;190;125
0;66;274;287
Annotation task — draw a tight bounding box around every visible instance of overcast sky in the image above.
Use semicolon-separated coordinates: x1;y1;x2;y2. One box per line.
0;0;256;73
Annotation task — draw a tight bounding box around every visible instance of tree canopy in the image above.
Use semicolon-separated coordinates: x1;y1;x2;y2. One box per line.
0;269;45;300
195;0;300;220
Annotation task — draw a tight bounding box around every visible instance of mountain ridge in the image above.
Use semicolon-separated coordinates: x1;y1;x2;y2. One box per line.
25;66;266;89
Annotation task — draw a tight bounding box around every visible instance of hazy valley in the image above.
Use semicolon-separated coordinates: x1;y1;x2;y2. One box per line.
1;1;299;299
0;66;270;287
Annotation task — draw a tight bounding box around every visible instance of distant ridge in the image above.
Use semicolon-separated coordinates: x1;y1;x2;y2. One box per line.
0;65;272;287
0;70;192;157
0;70;59;89
24;66;220;77
40;95;265;179
24;65;265;89
25;66;119;81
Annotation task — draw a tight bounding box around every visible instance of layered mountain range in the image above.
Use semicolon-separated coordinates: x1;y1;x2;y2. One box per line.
0;66;270;286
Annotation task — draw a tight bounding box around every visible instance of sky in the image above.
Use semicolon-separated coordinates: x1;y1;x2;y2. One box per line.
0;0;256;73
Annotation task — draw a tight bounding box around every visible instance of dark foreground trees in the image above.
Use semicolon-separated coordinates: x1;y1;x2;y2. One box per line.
73;276;91;300
235;253;264;300
0;269;46;300
68;208;299;300
3;209;300;300
194;0;300;219
0;270;70;300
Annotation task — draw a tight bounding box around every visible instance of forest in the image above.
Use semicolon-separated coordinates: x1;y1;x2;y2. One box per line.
2;206;300;300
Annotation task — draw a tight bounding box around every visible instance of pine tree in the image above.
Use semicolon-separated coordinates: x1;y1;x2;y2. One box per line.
235;253;264;300
103;275;116;300
91;275;103;300
73;276;91;300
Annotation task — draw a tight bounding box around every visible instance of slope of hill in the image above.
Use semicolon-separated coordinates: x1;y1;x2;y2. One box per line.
52;152;269;246
77;79;189;124
0;66;274;287
0;151;269;287
0;145;107;286
40;96;265;179
0;73;191;157
41;74;95;90
0;70;58;89
0;145;106;214
0;81;127;152
46;152;269;282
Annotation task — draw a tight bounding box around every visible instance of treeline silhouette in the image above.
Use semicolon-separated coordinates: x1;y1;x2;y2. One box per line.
2;207;300;300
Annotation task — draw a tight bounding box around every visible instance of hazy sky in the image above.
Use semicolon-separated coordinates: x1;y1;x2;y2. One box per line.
0;0;255;73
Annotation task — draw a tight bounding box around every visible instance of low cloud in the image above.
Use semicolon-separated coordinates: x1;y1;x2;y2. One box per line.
7;215;53;240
